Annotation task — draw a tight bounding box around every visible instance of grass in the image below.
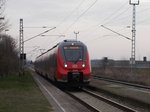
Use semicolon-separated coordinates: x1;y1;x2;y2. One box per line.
92;67;150;86
0;71;52;112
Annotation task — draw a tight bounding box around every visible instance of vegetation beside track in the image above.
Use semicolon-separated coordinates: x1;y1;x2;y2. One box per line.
92;67;150;86
0;71;52;112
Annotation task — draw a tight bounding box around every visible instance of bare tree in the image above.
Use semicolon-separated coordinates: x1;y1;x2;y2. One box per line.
0;0;8;33
0;0;19;77
0;35;19;77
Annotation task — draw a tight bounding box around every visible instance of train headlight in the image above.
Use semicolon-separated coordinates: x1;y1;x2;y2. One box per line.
82;63;86;67
64;63;68;68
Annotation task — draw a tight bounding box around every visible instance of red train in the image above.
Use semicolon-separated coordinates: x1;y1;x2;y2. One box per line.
34;40;91;87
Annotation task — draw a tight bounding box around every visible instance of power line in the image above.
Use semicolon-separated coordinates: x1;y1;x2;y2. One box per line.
75;1;130;39
138;17;150;24
40;34;65;51
24;27;56;43
56;0;86;27
82;25;131;44
101;25;132;41
100;1;129;25
103;7;131;26
23;26;54;28
101;4;150;26
48;0;98;46
41;34;65;37
63;0;98;33
40;0;86;48
137;7;150;14
26;46;40;54
102;5;150;26
85;34;115;43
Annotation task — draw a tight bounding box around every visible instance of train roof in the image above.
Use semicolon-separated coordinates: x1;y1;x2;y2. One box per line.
59;40;85;46
36;40;86;59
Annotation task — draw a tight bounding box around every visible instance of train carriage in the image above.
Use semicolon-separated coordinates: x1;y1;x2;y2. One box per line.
34;40;91;87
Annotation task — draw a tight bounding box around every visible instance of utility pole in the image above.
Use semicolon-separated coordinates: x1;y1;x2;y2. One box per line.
19;18;25;77
129;0;139;70
74;31;79;41
20;19;24;58
19;19;56;76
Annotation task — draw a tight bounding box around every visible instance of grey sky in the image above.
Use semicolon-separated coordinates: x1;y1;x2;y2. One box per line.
5;0;150;60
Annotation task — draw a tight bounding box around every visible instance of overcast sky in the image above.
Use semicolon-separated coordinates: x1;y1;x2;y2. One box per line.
5;0;150;60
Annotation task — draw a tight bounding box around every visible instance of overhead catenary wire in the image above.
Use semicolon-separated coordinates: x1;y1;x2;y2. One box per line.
80;1;129;33
111;4;150;26
63;0;98;34
137;17;150;24
81;5;132;43
136;6;150;24
82;25;131;44
101;25;132;41
103;6;131;26
26;46;40;54
43;37;60;49
76;1;130;41
101;3;150;26
101;1;150;26
50;0;143;45
24;27;56;43
137;6;150;14
23;26;54;28
24;1;150;61
39;0;86;49
103;4;150;26
56;0;86;28
100;1;129;25
40;34;65;49
84;34;114;43
50;0;98;45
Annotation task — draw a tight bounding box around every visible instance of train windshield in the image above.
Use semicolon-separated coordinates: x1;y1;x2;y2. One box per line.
63;46;84;62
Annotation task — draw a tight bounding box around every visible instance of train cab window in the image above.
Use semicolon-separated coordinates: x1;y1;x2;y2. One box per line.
63;46;84;63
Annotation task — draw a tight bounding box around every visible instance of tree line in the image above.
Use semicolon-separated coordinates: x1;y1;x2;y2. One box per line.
0;0;20;77
0;35;19;77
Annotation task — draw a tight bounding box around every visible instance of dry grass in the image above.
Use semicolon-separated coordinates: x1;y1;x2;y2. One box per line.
92;67;150;86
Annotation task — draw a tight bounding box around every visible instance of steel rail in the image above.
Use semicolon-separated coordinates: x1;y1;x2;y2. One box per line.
65;91;100;112
82;88;137;112
65;88;137;112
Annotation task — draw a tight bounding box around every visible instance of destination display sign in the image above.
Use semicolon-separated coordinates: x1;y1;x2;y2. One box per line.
64;46;81;49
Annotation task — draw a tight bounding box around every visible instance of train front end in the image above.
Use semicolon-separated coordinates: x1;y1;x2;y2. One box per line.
56;40;91;86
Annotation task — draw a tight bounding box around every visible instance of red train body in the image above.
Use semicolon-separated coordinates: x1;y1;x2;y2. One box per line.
34;40;91;87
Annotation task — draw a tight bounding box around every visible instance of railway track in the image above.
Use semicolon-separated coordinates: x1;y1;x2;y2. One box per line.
65;88;137;112
30;67;147;112
93;75;150;89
